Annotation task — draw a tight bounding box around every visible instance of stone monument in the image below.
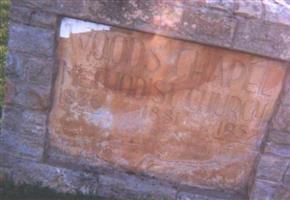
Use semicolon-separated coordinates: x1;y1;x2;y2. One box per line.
1;1;290;199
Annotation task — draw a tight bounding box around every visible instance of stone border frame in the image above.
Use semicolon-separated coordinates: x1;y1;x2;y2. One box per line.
1;0;290;199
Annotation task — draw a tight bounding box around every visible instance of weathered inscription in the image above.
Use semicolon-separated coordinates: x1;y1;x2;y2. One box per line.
48;18;286;191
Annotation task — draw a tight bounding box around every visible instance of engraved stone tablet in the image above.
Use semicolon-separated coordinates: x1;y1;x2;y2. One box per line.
48;18;286;191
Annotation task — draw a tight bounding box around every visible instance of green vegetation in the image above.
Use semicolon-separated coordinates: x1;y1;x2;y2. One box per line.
0;0;10;109
0;180;105;200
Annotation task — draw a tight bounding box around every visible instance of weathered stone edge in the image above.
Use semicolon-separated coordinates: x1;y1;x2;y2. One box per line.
11;0;290;62
0;152;248;200
249;68;290;200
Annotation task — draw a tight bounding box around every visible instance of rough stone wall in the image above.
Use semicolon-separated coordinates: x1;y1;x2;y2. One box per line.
249;70;290;200
1;0;290;199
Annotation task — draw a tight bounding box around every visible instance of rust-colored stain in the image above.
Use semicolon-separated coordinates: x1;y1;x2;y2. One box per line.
49;23;286;191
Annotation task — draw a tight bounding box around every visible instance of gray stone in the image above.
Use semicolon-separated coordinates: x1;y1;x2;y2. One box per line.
177;192;224;200
21;110;47;138
12;0;55;9
280;71;290;106
0;106;46;156
273;186;290;200
263;0;290;26
5;51;25;79
233;19;290;61
280;92;290;107
283;70;290;93
283;166;290;185
0;129;44;161
272;105;290;132
178;7;237;47
10;6;58;29
256;154;289;182
1;106;22;133
0;107;47;157
249;179;282;200
268;130;290;145
176;190;246;200
10;0;290;62
14;0;237;48
87;0;126;25
6;51;55;87
0;167;11;183
234;0;263;18
0;106;46;146
205;0;235;13
97;173;177;200
4;77;51;111
89;0;237;47
12;0;86;18
8;22;55;57
9;160;99;194
0;149;14;169
264;142;290;158
182;0;235;13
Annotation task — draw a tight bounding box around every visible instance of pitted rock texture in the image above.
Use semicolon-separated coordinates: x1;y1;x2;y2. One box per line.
2;1;290;199
48;18;286;192
11;0;290;61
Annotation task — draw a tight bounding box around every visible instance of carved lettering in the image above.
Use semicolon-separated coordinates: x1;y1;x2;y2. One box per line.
50;18;287;191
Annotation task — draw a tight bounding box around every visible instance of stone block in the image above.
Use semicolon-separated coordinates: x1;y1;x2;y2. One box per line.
280;70;290;106
268;130;290;146
11;0;290;63
234;0;263;18
0;129;44;161
273;186;290;200
5;51;25;79
9;161;99;194
280;92;290;107
283;70;290;93
179;7;237;47
177;192;224;200
0;171;6;184
4;78;51;111
176;189;245;200
181;0;235;13
256;154;289;182
272;105;290;132
206;1;235;13
12;0;54;9
87;0;237;47
12;0;86;18
97;173;177;200
8;22;55;57
3;78;16;106
22;110;48;140
2;106;47;139
0;149;13;168
93;0;236;47
6;51;55;87
283;166;290;185
264;142;290;158
10;6;58;29
233;19;290;61
263;0;290;26
0;167;12;184
250;179;283;200
1;106;22;133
